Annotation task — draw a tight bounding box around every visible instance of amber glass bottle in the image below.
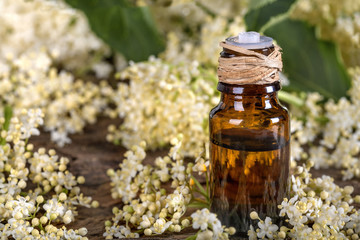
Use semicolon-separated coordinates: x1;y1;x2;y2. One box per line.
209;34;290;237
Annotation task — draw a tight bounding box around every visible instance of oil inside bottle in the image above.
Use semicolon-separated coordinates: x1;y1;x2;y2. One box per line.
210;128;290;237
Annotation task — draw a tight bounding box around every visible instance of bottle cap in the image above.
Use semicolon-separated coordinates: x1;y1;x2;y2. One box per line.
225;31;273;49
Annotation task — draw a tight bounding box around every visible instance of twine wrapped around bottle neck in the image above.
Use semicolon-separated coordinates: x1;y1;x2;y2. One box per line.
217;41;283;85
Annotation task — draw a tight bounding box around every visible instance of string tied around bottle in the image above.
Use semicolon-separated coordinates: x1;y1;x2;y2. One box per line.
217;41;283;85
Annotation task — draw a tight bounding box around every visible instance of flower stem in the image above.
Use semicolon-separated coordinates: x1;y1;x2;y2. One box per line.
278;91;305;107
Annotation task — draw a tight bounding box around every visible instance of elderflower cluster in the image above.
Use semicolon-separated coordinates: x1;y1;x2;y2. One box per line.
107;58;218;157
290;68;360;180
162;16;245;66
248;161;360;239
0;108;98;239
291;0;360;66
0;50;115;146
147;0;246;37
105;140;235;239
156;1;246;66
0;0;110;72
136;0;247;66
191;208;236;240
290;92;324;162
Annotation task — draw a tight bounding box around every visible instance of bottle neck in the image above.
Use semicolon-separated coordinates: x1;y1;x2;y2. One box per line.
218;82;281;109
221;45;274;58
217;45;281;107
217;45;278;85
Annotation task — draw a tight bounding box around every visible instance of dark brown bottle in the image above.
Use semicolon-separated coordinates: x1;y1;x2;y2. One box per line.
209;33;290;237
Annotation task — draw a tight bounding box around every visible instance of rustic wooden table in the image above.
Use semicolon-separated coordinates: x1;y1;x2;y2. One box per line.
31;117;360;240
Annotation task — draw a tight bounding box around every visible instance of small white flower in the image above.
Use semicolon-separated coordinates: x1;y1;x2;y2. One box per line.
248;225;257;240
43;199;65;219
151;218;172;234
10;197;36;218
50;131;72;147
257;217;279;239
196;230;213;240
191;208;219;231
140;215;151;229
171;160;186;182
192;157;209;175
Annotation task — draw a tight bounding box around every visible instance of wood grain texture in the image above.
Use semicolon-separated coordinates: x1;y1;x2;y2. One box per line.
30;117;360;240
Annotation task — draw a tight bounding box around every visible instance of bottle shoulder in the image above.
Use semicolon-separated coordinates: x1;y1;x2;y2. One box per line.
209;101;290;133
210;101;289;120
209;103;224;119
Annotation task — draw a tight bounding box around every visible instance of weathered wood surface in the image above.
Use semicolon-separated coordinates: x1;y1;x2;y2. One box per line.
31;117;360;240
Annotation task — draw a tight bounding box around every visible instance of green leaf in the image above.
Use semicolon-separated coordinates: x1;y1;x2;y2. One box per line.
65;0;165;62
3;105;12;131
185;235;198;240
248;0;277;10
193;189;209;200
245;0;296;32
187;201;209;209
1;105;12;145
263;18;351;99
191;176;209;201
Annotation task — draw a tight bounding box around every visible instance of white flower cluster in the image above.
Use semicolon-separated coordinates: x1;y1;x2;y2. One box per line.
135;0;247;66
0;108;98;239
291;0;360;66
161;15;245;66
191;208;236;240
290;68;360;180
248;161;360;239
107;58;218;157
104;140;235;239
104;140;191;238
0;0;109;71
290;92;324;163
0;50;115;146
146;0;246;38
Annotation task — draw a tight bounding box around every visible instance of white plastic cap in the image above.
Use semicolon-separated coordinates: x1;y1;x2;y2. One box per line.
238;31;260;43
225;31;273;49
